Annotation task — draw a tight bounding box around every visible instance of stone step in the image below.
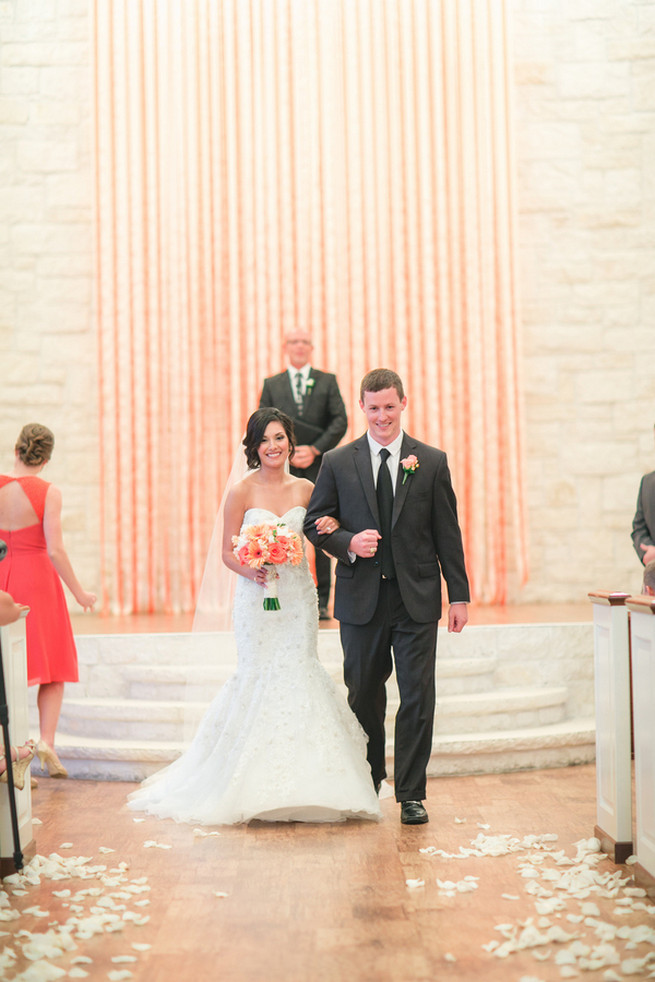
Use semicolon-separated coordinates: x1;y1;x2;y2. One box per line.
426;719;597;777
434;685;569;735
34;619;594;782
28;718;596;784
31;683;569;744
32;697;200;743
116;654;498;702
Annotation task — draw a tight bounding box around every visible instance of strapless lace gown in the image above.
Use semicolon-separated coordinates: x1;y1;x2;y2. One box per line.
128;507;381;825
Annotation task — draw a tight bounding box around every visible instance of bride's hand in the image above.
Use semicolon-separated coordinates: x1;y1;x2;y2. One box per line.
315;516;340;535
252;567;268;586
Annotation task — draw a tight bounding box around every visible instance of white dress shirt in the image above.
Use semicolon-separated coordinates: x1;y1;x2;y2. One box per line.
287;363;312;398
366;430;404;491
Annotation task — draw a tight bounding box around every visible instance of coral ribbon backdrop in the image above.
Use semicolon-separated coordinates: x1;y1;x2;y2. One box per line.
93;0;527;613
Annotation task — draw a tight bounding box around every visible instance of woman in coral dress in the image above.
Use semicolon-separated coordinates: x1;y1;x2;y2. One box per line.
128;408;381;825
0;423;96;778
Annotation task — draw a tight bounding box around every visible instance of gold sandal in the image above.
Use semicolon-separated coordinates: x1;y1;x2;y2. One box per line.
0;741;36;791
37;740;68;779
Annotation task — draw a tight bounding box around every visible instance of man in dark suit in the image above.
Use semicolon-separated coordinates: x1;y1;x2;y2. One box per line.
632;457;655;568
259;328;348;618
304;368;469;825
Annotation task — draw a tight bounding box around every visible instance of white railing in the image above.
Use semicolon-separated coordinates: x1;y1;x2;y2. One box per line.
626;595;655;887
588;592;633;863
0;609;34;871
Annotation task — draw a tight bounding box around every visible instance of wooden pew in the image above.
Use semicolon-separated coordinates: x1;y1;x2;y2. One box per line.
588;591;632;863
626;593;655;894
0;609;35;874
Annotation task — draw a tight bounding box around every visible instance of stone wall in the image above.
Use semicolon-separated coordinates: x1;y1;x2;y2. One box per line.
0;0;98;597
512;0;655;601
1;0;653;608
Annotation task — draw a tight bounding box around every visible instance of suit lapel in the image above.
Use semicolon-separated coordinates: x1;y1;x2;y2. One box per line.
301;368;318;415
392;435;416;526
353;436;380;524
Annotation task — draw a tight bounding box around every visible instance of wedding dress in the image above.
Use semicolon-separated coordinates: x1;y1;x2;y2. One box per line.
128;506;381;825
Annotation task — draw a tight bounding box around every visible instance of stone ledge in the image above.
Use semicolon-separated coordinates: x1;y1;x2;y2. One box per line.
29;719;596;783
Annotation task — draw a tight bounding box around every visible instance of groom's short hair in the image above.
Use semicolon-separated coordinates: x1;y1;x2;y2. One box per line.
360;368;405;402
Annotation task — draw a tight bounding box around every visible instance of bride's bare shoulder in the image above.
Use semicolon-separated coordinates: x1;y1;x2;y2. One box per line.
225;475;255;509
296;477;314;507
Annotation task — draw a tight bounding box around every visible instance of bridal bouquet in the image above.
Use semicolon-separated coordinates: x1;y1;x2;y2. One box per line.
232;521;303;610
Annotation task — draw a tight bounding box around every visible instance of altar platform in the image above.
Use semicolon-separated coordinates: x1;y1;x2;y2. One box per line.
30;604;596;783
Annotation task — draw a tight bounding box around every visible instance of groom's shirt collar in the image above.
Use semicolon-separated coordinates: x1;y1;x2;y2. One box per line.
366;430;404;488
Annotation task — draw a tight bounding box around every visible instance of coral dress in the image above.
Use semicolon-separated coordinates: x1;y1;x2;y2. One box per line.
128;506;381;825
0;475;78;685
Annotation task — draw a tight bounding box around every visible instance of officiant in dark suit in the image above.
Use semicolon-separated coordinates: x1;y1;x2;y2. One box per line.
259;328;348;618
304;368;469;825
632;438;655;568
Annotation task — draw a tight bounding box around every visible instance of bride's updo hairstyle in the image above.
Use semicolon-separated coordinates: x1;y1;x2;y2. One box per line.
243;408;296;470
16;423;55;467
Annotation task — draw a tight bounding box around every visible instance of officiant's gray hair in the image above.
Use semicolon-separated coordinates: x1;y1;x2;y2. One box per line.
360;369;404;402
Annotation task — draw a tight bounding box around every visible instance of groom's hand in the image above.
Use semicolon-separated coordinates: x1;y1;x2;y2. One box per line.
447;603;468;633
349;529;382;558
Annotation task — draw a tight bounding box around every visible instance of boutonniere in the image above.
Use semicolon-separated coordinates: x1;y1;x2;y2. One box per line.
400;455;419;484
305;378;315;393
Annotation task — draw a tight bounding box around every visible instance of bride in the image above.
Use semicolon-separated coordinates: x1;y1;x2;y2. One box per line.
128;408;381;825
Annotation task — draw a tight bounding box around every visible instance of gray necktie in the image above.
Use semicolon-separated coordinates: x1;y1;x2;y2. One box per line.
377;449;395;578
294;372;304;415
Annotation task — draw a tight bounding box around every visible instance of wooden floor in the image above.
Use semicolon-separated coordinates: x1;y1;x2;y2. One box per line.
2;765;653;981
69;602;593;635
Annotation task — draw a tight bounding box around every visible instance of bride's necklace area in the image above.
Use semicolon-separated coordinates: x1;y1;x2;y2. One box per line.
246;468;301;514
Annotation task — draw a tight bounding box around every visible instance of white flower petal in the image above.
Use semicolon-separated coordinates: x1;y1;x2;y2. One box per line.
580;902;601;916
405;879;424;890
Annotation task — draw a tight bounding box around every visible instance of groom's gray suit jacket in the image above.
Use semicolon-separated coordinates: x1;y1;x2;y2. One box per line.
304;433;470;625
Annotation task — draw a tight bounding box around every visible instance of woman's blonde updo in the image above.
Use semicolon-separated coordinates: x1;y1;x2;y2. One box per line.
15;423;55;467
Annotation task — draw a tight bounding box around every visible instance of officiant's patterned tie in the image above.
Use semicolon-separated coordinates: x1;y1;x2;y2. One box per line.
294;371;304;416
377;448;395;578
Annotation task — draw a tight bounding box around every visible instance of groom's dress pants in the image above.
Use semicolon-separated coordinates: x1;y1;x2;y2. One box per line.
340;578;438;802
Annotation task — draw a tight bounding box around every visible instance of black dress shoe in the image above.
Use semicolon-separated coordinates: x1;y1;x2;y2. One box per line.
318;606;330;620
400;800;429;825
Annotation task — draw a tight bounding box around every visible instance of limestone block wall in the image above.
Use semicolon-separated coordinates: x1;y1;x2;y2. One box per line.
0;0;99;600
1;0;654;608
512;1;655;602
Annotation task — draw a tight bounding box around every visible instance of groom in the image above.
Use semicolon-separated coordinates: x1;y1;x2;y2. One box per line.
304;369;470;825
